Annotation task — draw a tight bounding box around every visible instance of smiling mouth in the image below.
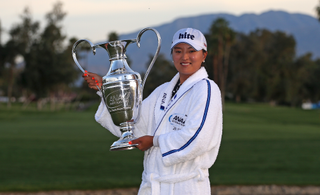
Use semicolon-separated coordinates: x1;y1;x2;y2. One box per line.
181;62;191;66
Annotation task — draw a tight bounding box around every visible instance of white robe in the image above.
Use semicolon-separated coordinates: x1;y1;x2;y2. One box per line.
95;67;223;195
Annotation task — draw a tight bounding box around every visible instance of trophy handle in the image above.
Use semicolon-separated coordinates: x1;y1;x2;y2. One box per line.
136;28;162;91
72;39;96;73
72;39;102;92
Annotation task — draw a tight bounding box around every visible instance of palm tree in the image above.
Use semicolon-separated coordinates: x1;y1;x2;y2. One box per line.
316;0;320;21
206;18;235;107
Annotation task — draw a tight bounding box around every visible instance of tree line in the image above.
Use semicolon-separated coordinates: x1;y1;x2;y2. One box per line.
1;2;320;110
205;19;320;107
0;2;78;109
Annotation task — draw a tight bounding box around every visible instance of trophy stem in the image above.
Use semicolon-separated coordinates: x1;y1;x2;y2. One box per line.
110;122;137;151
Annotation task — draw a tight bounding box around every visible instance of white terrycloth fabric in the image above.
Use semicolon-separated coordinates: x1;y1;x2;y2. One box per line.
141;168;209;195
95;67;223;195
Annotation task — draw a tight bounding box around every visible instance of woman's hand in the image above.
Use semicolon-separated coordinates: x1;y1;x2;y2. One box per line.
82;71;102;91
130;136;154;151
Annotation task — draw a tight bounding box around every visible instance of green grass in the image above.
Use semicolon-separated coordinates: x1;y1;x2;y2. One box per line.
0;103;144;192
210;103;320;185
0;102;319;192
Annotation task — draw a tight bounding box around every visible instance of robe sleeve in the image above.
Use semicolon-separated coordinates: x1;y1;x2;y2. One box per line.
95;91;121;137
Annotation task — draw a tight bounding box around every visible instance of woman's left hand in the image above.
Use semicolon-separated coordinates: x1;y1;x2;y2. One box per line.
131;136;154;151
82;71;102;91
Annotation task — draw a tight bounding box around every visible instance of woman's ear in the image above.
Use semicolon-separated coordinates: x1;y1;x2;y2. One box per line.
203;51;208;60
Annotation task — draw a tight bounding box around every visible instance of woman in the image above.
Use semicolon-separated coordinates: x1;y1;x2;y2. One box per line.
83;28;223;195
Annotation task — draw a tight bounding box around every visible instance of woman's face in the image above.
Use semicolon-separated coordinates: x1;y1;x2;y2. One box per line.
172;43;207;84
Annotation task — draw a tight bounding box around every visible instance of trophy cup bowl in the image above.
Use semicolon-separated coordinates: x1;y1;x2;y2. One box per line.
102;64;142;151
72;28;161;151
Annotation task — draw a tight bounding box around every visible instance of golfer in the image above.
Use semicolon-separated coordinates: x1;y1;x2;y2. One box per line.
83;28;223;195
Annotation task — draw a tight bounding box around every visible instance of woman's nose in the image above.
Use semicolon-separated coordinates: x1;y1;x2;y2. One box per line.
182;52;188;60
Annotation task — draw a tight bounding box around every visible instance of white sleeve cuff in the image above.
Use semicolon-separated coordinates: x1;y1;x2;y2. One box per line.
153;135;160;147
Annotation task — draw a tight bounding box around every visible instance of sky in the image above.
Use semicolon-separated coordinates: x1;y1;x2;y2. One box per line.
0;0;319;43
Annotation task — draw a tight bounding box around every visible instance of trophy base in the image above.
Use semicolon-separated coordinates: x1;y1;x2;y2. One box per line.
110;126;138;151
110;142;138;151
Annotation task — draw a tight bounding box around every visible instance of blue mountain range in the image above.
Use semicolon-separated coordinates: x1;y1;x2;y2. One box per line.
83;10;320;74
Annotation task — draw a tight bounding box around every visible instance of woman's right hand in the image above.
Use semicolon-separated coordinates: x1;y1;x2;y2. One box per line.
130;136;154;151
82;71;102;91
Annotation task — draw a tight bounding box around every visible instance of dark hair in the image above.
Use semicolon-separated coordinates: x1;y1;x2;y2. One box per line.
201;49;207;67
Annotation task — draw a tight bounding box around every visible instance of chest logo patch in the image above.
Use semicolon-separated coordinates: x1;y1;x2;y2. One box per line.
169;113;188;130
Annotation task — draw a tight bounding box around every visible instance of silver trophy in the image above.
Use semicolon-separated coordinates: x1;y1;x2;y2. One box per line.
72;28;161;151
